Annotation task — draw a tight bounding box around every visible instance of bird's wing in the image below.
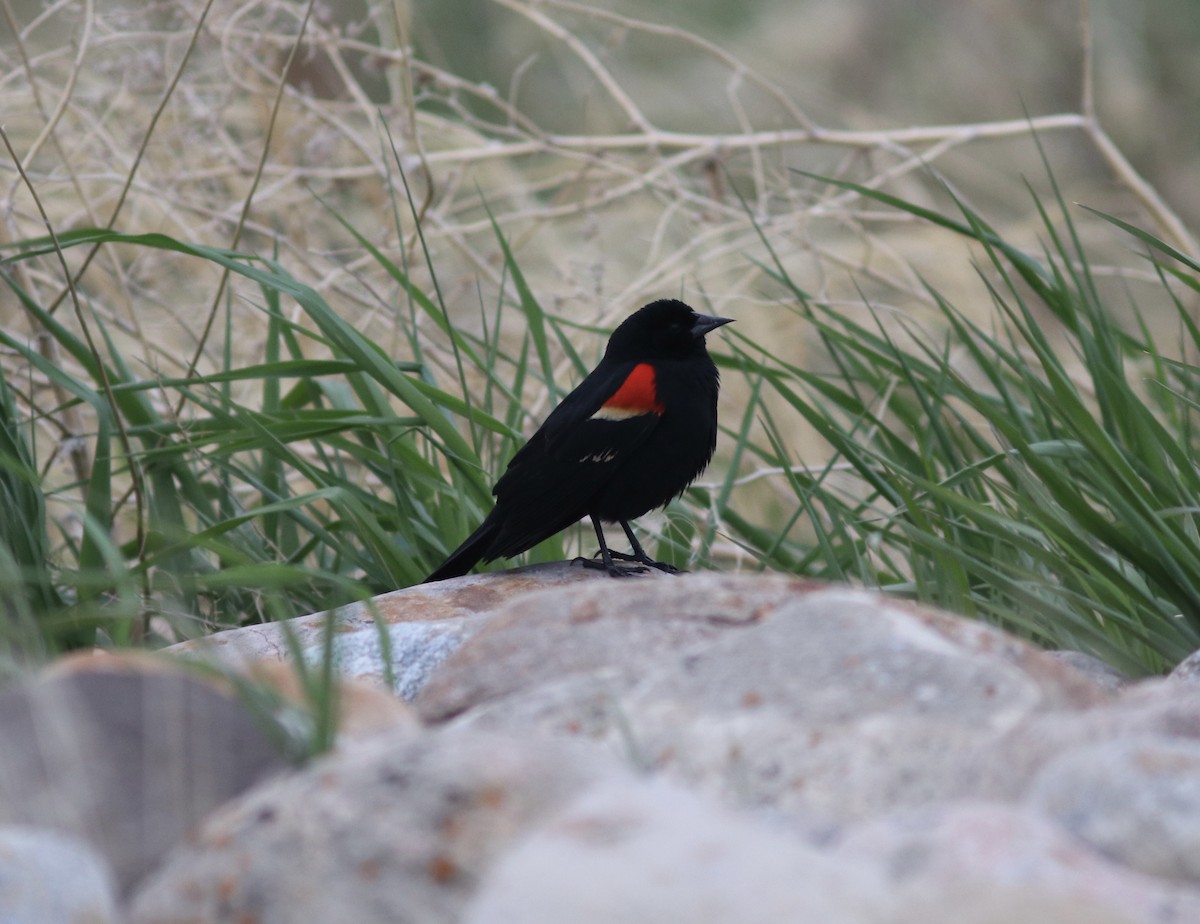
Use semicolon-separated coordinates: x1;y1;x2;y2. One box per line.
494;361;663;498
484;362;664;558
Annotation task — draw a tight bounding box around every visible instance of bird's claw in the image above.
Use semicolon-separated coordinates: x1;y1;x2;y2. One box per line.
573;556;649;577
576;550;684;576
605;549;684;574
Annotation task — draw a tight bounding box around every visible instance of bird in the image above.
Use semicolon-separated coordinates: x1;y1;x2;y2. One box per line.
423;298;733;583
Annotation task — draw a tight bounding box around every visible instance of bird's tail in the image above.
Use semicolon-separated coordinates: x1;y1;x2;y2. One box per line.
422;515;501;583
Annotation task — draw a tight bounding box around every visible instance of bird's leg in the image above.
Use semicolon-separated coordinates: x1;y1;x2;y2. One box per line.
576;516;647;576
608;520;683;574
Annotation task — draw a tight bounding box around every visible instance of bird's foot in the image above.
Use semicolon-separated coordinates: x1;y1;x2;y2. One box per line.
589;549;685;575
573;555;649;577
607;549;684;574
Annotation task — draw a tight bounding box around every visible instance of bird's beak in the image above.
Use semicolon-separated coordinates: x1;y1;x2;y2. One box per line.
691;314;734;338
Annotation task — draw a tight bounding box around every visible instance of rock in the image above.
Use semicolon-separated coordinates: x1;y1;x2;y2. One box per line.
956;682;1200;801
415;570;764;723
417;575;1109;819
1167;649;1200;684
417;576;1108;722
0;825;118;924
833;801;1200;923
128;728;621;924
1027;736;1200;883
20;572;1189;921
168;561;613;698
1046;650;1129;693
235;660;420;745
465;778;888;924
0;653;288;895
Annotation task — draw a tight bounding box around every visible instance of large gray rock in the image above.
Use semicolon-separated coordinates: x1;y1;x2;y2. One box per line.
0;825;118;924
1027;736;1200;883
169;562;620;698
415;572;802;722
129;728;621;924
1046;650;1129;693
833;801;1200;924
465;778;888;924
956;682;1200;801
0;655;288;895
417;575;1109;819
60;568;1194;923
1167;648;1200;685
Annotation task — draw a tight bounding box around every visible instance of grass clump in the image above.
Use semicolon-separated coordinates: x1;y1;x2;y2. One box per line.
4;171;1199;682
0;207;629;660
724;169;1200;675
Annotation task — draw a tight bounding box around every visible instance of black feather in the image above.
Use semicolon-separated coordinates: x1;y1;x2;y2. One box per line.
423;299;732;581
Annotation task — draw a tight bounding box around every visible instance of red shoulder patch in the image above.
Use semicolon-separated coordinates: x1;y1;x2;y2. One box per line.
591;363;664;420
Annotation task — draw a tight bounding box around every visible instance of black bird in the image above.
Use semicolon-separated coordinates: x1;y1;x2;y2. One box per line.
424;299;733;582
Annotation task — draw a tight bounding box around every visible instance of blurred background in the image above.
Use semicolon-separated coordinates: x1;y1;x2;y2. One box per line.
2;0;1194;323
2;0;1196;467
407;0;1198;223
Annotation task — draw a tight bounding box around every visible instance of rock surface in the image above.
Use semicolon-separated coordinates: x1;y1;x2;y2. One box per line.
129;728;620;924
1047;649;1130;693
6;569;1200;922
1027;736;1200;883
0;653;288;895
417;575;1108;819
955;682;1200;800
167;562;621;697
0;825;118;924
834;801;1200;923
235;659;421;744
1168;648;1200;684
465;778;888;924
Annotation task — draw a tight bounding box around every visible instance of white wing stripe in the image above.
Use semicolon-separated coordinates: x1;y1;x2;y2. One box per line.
589;405;655;422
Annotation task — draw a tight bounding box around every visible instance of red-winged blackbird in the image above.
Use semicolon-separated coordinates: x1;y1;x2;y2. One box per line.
424;299;733;582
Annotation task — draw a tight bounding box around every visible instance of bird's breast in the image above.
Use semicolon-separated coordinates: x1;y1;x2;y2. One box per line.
589;362;665;421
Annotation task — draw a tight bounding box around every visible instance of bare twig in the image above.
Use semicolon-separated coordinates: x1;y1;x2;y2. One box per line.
1079;0;1095;121
180;0;318;391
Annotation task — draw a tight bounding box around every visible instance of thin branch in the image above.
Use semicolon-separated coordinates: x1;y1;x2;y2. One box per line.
1079;0;1095;121
180;0;318;389
39;0;219;317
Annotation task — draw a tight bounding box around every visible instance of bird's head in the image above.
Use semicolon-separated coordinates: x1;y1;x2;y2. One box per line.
605;299;733;362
